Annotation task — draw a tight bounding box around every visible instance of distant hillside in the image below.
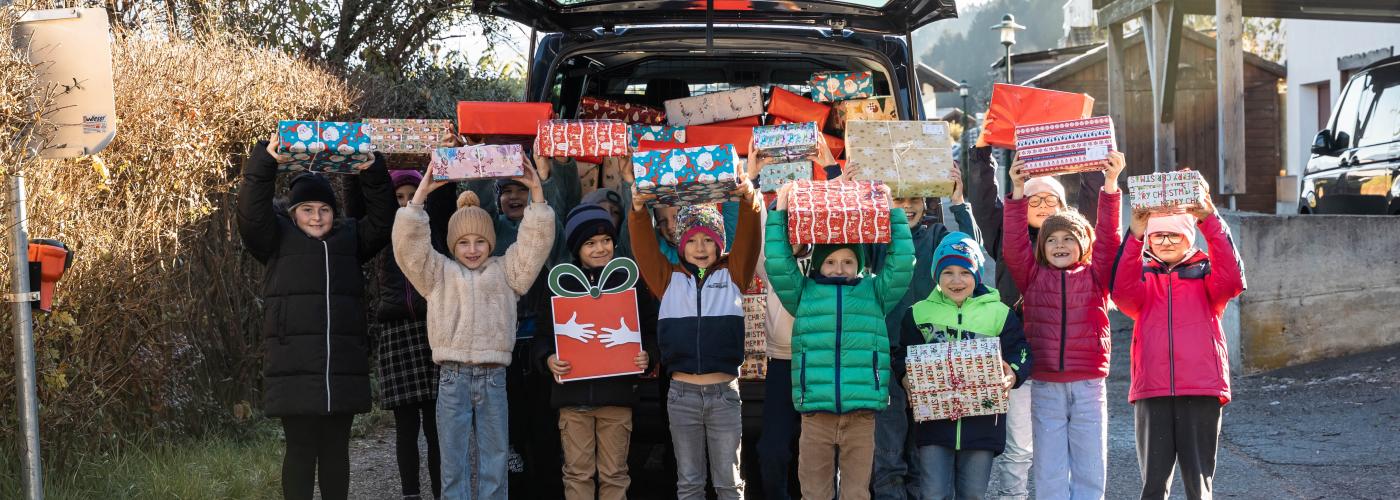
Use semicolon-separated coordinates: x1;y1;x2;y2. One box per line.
915;0;1067;108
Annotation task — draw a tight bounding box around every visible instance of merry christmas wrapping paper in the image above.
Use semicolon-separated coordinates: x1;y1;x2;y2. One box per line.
906;338;1008;423
1128;170;1204;212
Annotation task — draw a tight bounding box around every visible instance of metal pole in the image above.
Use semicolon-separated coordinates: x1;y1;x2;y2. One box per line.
960;94;970;181
9;170;43;500
1005;44;1014;84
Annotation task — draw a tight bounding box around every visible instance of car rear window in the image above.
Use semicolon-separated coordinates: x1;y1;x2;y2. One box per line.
572;55;891;109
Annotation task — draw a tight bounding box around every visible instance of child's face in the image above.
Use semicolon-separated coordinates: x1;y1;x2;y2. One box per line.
499;184;530;221
819;247;860;279
654;206;680;245
454;235;492;270
890;197;926;225
579;234;615;269
1026;193;1062;229
1043;230;1083;269
1149;232;1190;265
394;185;415;208
682;233;719;269
938;265;976;305
292;202;333;240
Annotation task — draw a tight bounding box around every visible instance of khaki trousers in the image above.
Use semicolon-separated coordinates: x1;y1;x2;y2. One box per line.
799;411;877;500
558;406;633;500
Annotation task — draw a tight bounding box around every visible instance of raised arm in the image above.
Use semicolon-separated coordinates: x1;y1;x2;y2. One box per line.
1198;213;1246;310
504;166;558;295
726;186;763;290
875;208;916;314
355;154;398;263
627;192;677;300
763;206;807;317
1110;229;1147;319
236;140;283;263
392;202;448;298
965;146;1005;259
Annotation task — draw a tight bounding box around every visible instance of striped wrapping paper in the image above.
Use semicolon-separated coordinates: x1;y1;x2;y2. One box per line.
786;180;891;245
1014;116;1116;177
534;119;629;158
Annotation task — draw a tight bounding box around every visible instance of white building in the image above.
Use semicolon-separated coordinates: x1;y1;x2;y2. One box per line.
1283;20;1400;177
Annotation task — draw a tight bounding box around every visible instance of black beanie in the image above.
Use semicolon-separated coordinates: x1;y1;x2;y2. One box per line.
287;173;338;214
564;203;617;259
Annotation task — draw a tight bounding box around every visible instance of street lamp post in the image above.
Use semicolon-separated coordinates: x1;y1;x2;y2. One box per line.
958;80;970;181
991;13;1025;195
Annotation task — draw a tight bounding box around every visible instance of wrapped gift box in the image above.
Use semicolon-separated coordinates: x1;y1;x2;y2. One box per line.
577;96;667;125
1015;116;1116;177
758;160;811;193
768;87;832;128
753;122;820;160
632;144;742;208
786;180;891;244
429;144;525;181
535;119;629;158
981;84;1094;149
276;120;374;174
663;86;764;126
809;71;875;102
832;96;897;130
457;102;554;136
906;337;1008;423
361;118;450;154
710;116;762;127
843;120;957;198
686;125;756;156
629;124;686;149
740;356;767;381
1128;170;1204;212
739;278;768;380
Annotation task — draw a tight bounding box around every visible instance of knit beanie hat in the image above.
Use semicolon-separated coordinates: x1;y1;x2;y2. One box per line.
812;244;865;275
287;172;337;214
1145;213;1198;248
933;232;986;283
389;169;422;191
676;205;726;251
1035;210;1094;267
1024;176;1067;202
447;191;497;252
564;203;617;258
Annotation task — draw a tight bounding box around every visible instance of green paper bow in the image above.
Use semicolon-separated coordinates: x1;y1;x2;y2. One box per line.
547;257;639;298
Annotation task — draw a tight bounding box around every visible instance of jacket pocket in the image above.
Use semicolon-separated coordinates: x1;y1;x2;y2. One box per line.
799;352;808;402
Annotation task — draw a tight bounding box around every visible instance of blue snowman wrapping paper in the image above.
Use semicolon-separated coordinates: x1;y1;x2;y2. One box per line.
631;144;742;208
628;124;687;149
276;120;375;174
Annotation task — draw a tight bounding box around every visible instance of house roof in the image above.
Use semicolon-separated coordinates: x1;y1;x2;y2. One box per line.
916;63;961;92
1020;27;1285;87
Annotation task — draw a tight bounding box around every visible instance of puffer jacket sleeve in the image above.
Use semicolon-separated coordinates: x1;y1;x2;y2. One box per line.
392;204;448;298
1001;197;1039;291
876;208;916;315
966;147;1004;259
949;202;981;247
1200;214;1246;309
355;154;398;263
999;311;1033;388
504;201;558;296
764;208;806;317
726;191;763;289
1090;189;1123;290
236;141;282;263
1110;234;1147;318
628;204;677;299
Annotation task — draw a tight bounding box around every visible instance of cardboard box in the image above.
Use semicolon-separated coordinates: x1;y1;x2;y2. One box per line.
906;338;1008;423
809;71;875;102
1014;116;1116;177
361;118;451;154
768;86;832;128
832;96;897;130
457;101;554;136
429;144;525;181
753;122;820;161
577;96;667;125
663;86;764;126
534;119;629;158
276;120;374;174
843;120;957;198
758;160;811;193
632;144;743;208
786;180;892;244
1128;170;1205;212
981;84;1094;149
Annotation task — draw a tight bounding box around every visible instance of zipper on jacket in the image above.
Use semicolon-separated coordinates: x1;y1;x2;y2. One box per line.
694;272;704;374
834;286;844;413
800;352;808;405
1167;273;1176;396
323;241;332;414
872;351;880;392
1059;271;1068;372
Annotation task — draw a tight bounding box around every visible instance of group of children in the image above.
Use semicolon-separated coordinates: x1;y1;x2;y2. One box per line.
238;123;1246;500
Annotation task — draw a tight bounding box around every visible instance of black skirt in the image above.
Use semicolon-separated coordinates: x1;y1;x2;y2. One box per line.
375;319;439;409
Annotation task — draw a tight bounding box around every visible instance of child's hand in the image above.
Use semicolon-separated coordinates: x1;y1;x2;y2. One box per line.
265;132;292;163
631;186;655;212
1102;151;1125;194
950;168;965;205
1130;208;1151;238
1009;156;1029;199
515;163;546;203
814;133;837;166
439;125;463;148
1001;361;1016;390
352;154;377;172
533;154;554;182
775;182;794;211
612;157;635;185
547;355;572;377
901;375;912;393
1187;177;1217;221
731;179;755;201
877;182;893;202
634;351;650;371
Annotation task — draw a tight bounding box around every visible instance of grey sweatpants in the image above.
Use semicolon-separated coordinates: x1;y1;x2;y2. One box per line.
1133;396;1223;500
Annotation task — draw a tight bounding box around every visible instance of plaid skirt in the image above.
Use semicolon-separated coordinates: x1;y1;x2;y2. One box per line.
375;319;439;409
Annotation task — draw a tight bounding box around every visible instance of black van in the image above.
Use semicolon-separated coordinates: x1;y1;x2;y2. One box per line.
472;1;959;497
1301;55;1400;214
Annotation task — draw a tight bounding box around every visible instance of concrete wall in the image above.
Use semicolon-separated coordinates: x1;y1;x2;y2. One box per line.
1221;211;1400;373
1283;20;1400;177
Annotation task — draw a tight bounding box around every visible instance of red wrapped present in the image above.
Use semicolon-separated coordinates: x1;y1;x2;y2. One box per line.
686;125;756;156
548;258;645;382
534;119;629;158
981;84;1094;149
1014;116;1116;177
786;180;891;244
768;87;832;128
577;96;667;125
457;102;554;136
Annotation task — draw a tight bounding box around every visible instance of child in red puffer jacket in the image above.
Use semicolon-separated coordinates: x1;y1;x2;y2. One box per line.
1112;178;1245;500
1003;151;1125;500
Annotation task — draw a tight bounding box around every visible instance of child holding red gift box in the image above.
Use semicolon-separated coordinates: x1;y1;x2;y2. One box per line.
627;175;763;500
1004;151;1125;500
1113;179;1245;500
763;180;915;500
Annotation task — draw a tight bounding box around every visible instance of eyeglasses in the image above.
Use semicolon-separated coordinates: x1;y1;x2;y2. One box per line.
1149;233;1185;245
1027;195;1061;208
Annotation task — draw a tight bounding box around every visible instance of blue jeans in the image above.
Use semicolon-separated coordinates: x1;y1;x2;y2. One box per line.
667;379;744;500
438;363;509;500
873;380;916;500
1031;379;1107;500
918;445;995;500
757;358;801;500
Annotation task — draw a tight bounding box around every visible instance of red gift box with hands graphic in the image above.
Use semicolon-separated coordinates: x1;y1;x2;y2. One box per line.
980;84;1094;149
549;258;645;382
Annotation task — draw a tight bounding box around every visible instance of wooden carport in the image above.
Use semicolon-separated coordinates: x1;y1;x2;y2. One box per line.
1093;0;1400;207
